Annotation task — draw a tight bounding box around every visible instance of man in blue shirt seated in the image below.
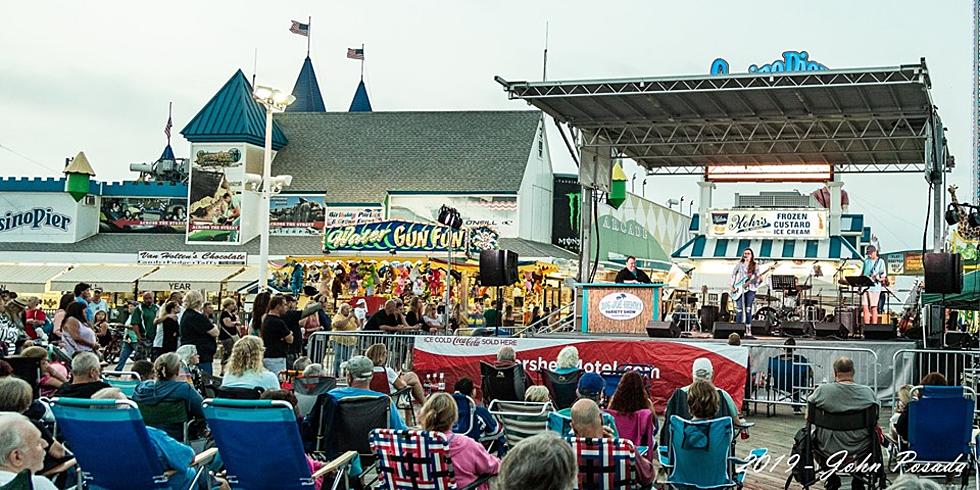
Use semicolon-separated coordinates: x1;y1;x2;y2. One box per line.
452;377;504;451
327;355;407;430
548;372;618;437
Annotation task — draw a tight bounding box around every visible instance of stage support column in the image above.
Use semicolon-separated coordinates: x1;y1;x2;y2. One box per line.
576;185;594;331
697;179;715;234
828;176;843;235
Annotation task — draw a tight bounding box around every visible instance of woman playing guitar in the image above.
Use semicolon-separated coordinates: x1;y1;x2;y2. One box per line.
731;247;762;338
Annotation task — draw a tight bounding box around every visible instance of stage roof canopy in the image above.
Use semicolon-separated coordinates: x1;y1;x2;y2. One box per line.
496;60;945;174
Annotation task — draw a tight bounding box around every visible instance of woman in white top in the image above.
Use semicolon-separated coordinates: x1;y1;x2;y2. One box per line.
731;247;761;338
220;335;281;392
422;304;443;332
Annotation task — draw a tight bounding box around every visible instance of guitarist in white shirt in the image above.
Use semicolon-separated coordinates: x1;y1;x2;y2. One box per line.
731;248;761;338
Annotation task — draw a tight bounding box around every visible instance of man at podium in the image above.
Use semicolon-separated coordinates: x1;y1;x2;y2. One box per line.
860;245;887;325
615;256;652;284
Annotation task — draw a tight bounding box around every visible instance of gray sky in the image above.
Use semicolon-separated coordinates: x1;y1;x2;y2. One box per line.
0;0;973;253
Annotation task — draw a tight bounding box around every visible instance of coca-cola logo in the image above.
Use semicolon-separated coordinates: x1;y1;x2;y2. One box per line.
422;336;518;348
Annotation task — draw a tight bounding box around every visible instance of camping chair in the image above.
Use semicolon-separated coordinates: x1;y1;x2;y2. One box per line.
137;399;190;443
203;398;357;490
370;371;415;425
900;386;977;488
317;394;392;485
370;429;493;490
102;370;142;397
479;361;527;405
293;376;337;418
762;354;812;416
51;397;215;490
664;415;767;490
600;364;657;401
540;368;583;410
215;386;264;399
488;400;553;446
565;436;648;490
806;401;885;490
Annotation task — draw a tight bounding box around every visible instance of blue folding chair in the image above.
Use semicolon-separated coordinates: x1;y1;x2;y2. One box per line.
902;385;978;488
539;369;583;410
103;370;142;397
203;398;357;490
664;415;767;489
51;397;214;490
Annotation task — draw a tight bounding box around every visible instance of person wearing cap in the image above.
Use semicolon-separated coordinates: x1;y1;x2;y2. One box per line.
547;372;618;437
659;357;739;446
860;245;887;326
325;355;407;430
352;298;368;328
86;289;109;324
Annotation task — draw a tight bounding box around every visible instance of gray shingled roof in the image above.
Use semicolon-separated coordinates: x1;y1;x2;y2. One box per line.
0;234;322;256
271;111;542;202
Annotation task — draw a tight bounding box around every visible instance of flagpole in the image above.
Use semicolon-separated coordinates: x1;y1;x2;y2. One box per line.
360;43;365;80
543;21;549;81
307;16;311;57
167;101;172;145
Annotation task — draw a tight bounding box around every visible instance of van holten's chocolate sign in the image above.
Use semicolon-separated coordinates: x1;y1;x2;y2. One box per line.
137;251;247;265
323;220;466;252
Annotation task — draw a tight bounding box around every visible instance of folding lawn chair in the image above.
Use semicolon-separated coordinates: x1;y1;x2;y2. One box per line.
102;370;142;397
664;415;767;490
370;429;493;490
900;385;978;489
565;436;648;490
479;362;527;405
806;402;885;490
293;376;337;418
488;400;553;447
138;399;190;443
539;368;583;410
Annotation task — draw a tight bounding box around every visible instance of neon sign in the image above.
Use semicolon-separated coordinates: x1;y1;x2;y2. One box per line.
710;51;828;75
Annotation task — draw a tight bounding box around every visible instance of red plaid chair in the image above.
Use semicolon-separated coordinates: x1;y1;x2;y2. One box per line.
370;428;492;490
565;436;646;490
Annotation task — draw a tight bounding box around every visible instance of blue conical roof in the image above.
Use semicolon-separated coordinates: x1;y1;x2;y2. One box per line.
285;56;325;113
181;70;288;150
159;144;175;161
349;79;373;112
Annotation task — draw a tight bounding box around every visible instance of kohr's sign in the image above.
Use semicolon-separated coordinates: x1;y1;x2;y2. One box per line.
708;208;828;239
0;208;72;233
710;50;828;75
323;220;466;253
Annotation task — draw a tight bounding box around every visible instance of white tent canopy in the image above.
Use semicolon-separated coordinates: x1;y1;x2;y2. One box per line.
0;264;71;294
50;265;158;293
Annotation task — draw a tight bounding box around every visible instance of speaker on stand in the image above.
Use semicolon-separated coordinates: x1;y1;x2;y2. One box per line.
479;250;519;287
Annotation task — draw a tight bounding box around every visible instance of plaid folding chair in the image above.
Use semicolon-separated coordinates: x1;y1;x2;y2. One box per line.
565;436;646;490
102;370;142;397
370;429;492;490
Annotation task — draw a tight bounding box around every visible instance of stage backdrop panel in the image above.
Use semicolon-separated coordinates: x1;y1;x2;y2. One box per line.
413;336;747;411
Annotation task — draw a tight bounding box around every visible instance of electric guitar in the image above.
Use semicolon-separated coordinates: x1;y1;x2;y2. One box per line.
731;265;772;302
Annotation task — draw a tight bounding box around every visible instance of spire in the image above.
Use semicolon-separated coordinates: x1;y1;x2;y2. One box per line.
159;144;176;161
285;56;326;113
349;79;373;112
181;70;287;149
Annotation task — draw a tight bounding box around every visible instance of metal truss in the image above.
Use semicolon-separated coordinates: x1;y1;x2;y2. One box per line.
644;162;927;175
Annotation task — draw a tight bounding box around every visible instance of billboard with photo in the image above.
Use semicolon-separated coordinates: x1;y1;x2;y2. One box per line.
100;196;186;233
186;145;245;243
270;195;326;236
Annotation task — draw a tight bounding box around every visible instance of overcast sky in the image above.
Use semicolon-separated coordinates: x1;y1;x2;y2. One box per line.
0;0;973;254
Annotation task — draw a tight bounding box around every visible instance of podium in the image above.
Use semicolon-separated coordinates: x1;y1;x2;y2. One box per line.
578;283;663;335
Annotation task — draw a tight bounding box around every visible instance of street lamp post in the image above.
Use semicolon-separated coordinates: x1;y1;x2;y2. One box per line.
253;86;295;292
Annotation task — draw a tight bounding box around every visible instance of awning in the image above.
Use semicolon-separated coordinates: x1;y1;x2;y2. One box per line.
225;267;259;293
0;264;71;294
672;236;861;260
50;265;158;293
138;265;244;292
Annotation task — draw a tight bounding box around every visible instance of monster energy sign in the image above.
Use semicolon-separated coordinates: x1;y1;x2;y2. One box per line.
552;175;581;253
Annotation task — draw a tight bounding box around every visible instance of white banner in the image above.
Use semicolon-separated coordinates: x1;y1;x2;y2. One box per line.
137;251;247;265
707;208;828;239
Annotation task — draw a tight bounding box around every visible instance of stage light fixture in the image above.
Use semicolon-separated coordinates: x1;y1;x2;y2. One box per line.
705;163;833;183
944;204;961;226
438;205;463;230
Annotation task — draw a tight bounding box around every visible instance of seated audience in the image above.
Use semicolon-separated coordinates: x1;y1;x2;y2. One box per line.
302;363;327;378
19;346;67;398
606;371;657;450
659;358;738;446
554;346;581;375
807;357;878;490
889;384;912;449
293;356;313;372
494;346;531;386
524;386;551;403
420;392;500;489
220;336;281;392
687;379;719;420
326;355;407;430
549;373;618;437
175;344;199;383
132;352;205;439
570;398;653;486
55;352;110;399
365;343;425;404
132;359;155;382
894;372;947;444
452;377;504;447
0;413;58;489
0;378;70;476
496;432;576;490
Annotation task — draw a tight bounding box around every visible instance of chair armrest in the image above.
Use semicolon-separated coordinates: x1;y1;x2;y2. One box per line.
191;447;218;467
461;474;494;490
41;458;76;476
391;386;412;398
312;450;358;479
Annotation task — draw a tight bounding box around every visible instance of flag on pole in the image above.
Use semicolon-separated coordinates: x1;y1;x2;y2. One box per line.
289;20;310;37
164;112;172;141
347;47;365;60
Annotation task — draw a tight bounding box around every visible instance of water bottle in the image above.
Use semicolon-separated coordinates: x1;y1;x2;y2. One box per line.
426;373;433;388
438;372;445;391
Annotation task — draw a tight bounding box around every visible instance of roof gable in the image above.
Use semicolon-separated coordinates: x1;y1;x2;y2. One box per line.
181;70;288;150
285;57;326;113
349;80;373;112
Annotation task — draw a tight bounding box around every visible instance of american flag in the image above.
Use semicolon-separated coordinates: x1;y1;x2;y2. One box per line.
289;20;310;37
164;114;172;141
347;47;365;60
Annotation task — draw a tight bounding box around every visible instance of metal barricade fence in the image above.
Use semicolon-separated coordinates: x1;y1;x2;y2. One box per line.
306;331;431;378
744;344;880;415
891;348;980;417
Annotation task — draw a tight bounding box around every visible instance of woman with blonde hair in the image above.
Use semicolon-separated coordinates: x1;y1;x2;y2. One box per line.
524;385;551;403
555;346;580;375
419;392;500;489
365;343;424;404
221;335;281;391
330;303;357;376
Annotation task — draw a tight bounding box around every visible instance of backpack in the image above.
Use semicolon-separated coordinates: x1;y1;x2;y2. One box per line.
785;427;817;489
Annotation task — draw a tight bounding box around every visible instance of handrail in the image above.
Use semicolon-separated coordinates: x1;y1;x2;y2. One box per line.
511;303;576;338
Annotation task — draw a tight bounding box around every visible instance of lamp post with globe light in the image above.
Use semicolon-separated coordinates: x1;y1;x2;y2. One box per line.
253;86;295;292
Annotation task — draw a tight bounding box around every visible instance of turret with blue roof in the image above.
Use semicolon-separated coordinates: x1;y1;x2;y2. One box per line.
349;79;372;112
285;56;326;113
181;70;287;149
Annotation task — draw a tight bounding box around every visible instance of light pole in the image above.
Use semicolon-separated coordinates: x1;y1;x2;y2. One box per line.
253;86;295;292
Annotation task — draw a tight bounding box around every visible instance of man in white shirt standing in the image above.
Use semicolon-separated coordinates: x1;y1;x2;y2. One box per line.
0;413;59;490
353;298;368;328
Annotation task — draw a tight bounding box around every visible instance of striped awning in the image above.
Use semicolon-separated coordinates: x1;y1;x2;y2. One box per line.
138;266;244;292
50;265;158;293
0;264;71;294
672;236;862;260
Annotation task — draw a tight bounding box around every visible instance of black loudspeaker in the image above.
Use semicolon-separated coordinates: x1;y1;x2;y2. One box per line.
837;308;859;334
814;322;847;338
863;323;896;340
479;250;519;286
945;332;979;349
782;321;808;337
923;252;963;294
713;322;745;339
699;306;719;329
646;321;680;338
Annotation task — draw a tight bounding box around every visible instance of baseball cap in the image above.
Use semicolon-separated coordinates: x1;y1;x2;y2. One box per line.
577;372;605;397
355;298;367;306
692;358;714;381
345;355;374;381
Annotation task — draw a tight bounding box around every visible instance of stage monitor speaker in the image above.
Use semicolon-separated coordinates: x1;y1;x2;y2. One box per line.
699;306;719;329
712;322;766;339
945;331;979;349
479;250;519;286
782;322;808;337
814;322;847;338
863;323;896;340
646;321;680;338
923;252;963;294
